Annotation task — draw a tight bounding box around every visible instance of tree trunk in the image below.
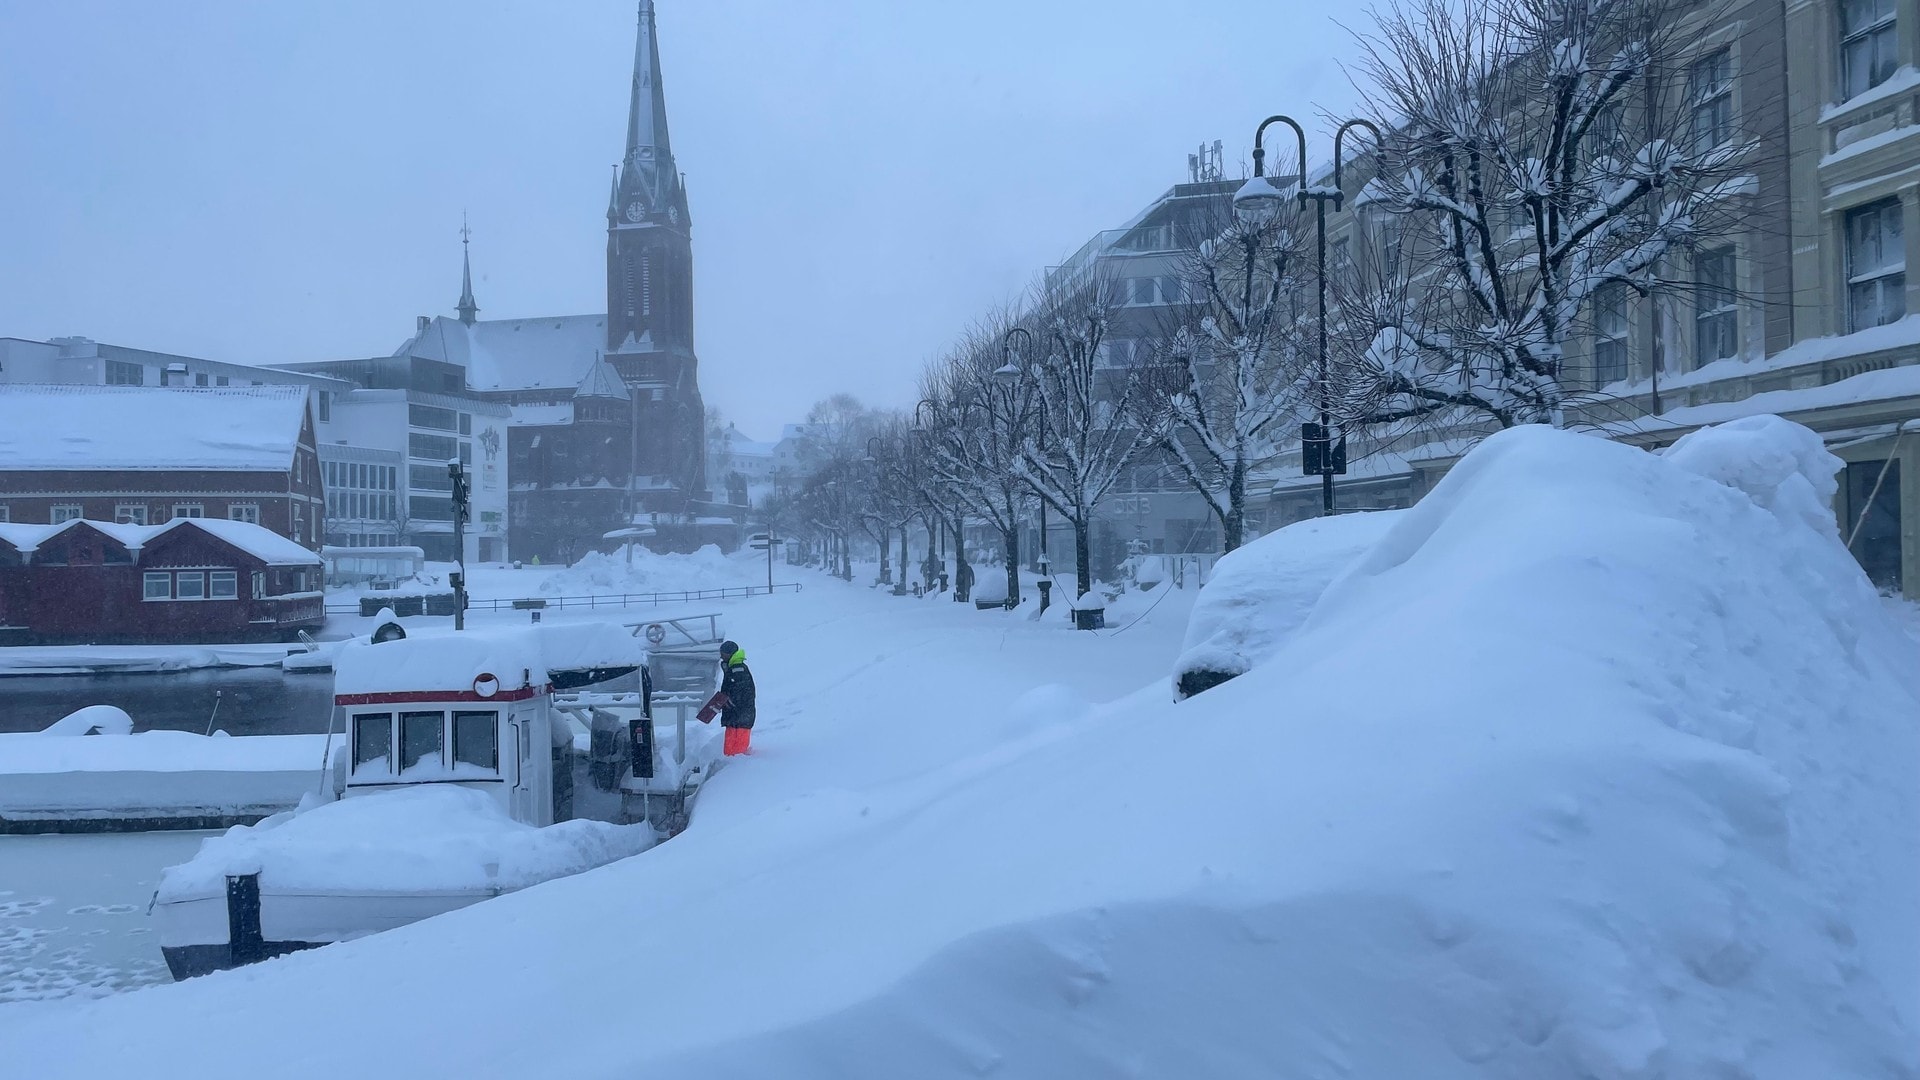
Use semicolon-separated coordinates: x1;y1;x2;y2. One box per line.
1222;459;1247;553
952;515;971;603
897;527;908;595
1003;529;1022;609
877;528;890;585
1074;519;1092;600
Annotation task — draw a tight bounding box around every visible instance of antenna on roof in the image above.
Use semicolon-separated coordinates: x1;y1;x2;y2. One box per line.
1189;141;1224;183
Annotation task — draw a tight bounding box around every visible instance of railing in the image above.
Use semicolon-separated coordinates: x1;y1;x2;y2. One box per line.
324;582;801;615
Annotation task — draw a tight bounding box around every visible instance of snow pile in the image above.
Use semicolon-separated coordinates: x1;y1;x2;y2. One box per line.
536;544;752;597
7;419;1918;1078
332;628;552;697
0;732;325;820
156;785;655;900
1172;508;1404;699
37;705;134;737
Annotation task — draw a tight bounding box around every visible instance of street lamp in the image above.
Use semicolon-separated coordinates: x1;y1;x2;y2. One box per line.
1234;113;1381;516
998;327;1051;614
447;458;470;630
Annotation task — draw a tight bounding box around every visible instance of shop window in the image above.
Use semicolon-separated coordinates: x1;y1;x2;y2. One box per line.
1845;458;1903;592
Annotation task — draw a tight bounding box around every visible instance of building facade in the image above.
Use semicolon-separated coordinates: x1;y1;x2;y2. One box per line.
0;518;325;644
1251;0;1920;598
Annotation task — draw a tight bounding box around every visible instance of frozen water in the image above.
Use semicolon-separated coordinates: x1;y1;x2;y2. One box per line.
0;832;209;1005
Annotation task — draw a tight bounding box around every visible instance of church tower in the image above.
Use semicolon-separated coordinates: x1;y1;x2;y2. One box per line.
607;0;705;502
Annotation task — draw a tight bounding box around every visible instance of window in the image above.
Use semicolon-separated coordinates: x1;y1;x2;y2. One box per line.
143;572;171;601
353;713;394;773
1593;285;1630;386
113;503;148;525
1693;246;1739;362
458;413;472;436
409;403;459;431
317;392;331;422
51;504;81;523
210;570;238;599
409;432;459;461
194;373;208;387
0;505;8;523
229;503;260;524
400;711;444;773
106;360;144;386
1847;199;1906;331
172;503;204;518
251;570;266;598
175;572;205;600
216;375;229;387
641;253;652;316
410;464;453;491
453;711;499;772
1846;459;1903;591
1689;49;1733;151
1840;0;1898;100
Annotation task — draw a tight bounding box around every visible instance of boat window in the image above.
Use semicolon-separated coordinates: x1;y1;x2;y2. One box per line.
353;713;392;773
400;710;444;773
452;711;499;772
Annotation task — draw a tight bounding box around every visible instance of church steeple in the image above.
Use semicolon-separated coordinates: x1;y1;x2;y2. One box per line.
456;215;479;327
613;0;688;229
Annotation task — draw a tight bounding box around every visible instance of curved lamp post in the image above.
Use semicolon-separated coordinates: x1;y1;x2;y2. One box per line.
1232;114;1381;516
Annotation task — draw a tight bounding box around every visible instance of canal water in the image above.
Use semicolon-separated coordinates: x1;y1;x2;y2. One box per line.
0;668;336;736
0;831;213;1004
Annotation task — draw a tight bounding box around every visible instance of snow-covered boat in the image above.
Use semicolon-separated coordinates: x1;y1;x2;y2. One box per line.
153;621;675;979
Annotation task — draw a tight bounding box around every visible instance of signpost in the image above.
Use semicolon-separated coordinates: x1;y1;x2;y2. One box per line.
749;531;775;592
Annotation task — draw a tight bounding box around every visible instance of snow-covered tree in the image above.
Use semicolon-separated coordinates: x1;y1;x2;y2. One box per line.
1146;206;1315;552
1337;0;1748;429
921;327;1040;607
1018;278;1158;600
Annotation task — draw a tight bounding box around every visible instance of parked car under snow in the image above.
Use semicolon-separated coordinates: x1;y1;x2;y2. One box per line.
1172;510;1403;700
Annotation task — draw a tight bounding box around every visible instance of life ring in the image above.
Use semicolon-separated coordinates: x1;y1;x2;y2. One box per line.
644;623;666;646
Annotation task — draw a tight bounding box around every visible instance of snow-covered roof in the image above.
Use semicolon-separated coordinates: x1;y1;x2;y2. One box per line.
0;518;320;566
508;404;575;427
334;629;553;699
0;384;308;471
400;315;608;394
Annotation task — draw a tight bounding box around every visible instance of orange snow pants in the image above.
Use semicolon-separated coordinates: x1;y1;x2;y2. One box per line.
723;727;752;756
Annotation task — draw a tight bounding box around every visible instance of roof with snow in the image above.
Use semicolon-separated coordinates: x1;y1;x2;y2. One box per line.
0;517;320;566
399;315;607;394
0;384;308;471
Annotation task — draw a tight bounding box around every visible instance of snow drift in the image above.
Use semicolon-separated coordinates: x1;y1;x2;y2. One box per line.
536;544;750;597
5;419;1917;1079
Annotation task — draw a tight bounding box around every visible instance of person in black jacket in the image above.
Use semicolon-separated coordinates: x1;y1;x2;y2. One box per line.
697;639;757;755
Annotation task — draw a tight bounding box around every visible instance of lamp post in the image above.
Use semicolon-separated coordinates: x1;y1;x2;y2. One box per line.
996;327;1050;614
448;458;470;630
1233;114;1380;516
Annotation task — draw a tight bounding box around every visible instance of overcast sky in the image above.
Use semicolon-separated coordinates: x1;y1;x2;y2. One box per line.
0;1;1365;439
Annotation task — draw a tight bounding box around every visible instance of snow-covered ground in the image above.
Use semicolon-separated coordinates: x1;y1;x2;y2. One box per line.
3;417;1917;1078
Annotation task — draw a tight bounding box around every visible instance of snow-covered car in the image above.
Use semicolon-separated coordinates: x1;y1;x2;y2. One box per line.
1172;509;1403;700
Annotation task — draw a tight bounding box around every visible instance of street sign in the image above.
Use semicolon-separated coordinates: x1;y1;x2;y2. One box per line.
1301;422;1349;476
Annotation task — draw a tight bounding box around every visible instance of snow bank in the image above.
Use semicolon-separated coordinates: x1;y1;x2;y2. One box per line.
1172;509;1403;699
536;544;751;597
0;732;325;821
156;785;655;900
7;418;1918;1078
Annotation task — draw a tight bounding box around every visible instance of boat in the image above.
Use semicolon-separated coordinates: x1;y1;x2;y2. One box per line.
152;620;716;980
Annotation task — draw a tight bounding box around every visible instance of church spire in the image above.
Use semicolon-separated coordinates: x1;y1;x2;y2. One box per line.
613;0;688;229
456;214;479;327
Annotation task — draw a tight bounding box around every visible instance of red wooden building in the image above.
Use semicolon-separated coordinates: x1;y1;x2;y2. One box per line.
0;518;324;645
0;384;325;547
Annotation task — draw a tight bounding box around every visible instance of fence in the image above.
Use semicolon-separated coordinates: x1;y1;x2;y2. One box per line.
325;582;802;616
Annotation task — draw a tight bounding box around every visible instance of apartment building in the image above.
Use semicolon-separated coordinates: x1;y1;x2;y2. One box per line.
1263;0;1920;596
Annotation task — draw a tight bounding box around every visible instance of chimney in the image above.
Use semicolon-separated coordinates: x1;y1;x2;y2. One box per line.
417;315;432;335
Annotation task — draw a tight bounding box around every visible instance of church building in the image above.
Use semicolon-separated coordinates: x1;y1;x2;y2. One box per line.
319;1;713;564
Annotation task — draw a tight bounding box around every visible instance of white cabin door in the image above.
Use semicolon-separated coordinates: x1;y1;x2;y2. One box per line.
508;717;532;821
